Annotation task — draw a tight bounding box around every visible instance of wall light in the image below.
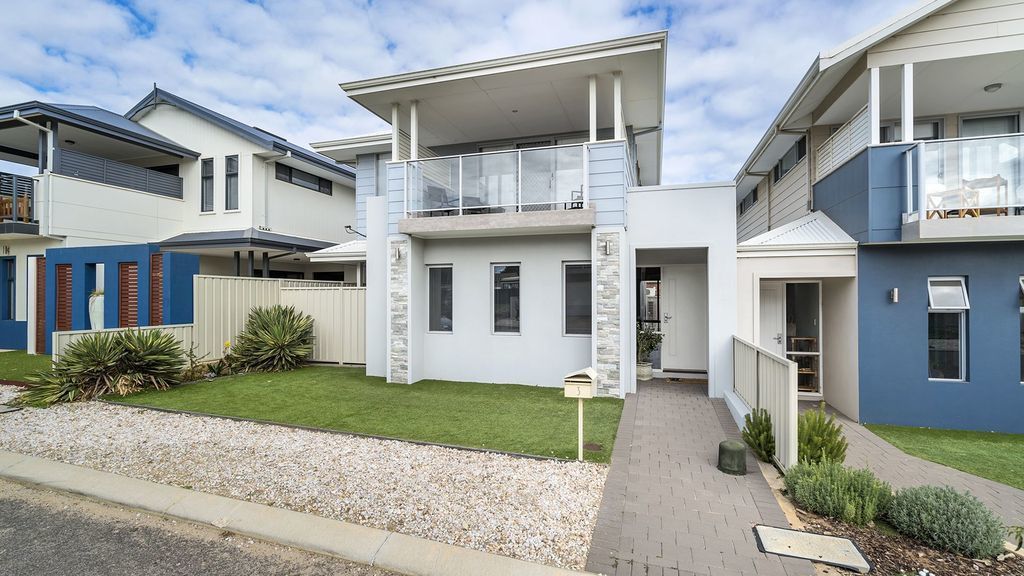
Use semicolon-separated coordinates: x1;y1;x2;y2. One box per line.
603;241;611;256
394;246;401;261
889;288;899;303
983;83;1003;93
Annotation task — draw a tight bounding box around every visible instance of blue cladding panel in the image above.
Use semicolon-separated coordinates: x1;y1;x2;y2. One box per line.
587;141;626;227
858;242;1024;433
866;145;912;242
0;320;27;349
815;150;870;241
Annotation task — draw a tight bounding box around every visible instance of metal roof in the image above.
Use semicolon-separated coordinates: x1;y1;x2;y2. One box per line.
159;228;335;252
307;239;366;261
739;211;856;247
126;88;354;180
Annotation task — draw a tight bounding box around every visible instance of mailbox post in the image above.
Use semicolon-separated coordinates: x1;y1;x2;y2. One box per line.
564;367;596;462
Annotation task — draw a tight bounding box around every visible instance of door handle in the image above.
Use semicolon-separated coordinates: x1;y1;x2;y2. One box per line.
663;313;672;322
774;333;783;344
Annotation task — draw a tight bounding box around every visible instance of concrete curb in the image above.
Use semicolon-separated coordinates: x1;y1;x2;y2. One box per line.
0;450;593;576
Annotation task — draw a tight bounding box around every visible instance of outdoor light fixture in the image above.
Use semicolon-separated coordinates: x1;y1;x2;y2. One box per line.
603;240;611;255
394;246;401;261
890;288;899;303
64;139;76;145
984;83;1003;93
344;225;366;238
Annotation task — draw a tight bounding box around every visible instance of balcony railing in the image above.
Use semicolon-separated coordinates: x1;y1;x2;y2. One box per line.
815;105;870;182
906;133;1023;220
0;172;34;223
57;148;183;199
404;144;586;216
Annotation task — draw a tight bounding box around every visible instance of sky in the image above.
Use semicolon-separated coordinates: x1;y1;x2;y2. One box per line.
1;0;920;183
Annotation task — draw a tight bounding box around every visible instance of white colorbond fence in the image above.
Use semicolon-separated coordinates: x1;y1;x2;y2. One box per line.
814;105;869;182
733;336;798;469
52;275;365;367
192;275;365;365
52;324;195;364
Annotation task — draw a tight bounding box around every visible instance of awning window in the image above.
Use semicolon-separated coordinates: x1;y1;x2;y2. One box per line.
928;277;969;310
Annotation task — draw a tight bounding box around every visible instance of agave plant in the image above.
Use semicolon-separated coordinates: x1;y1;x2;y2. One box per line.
231;305;315;372
15;329;185;407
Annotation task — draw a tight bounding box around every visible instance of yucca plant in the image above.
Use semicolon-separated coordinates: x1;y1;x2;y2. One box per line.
742;408;776;463
15;329;185;407
231;305;315;372
797;402;848;464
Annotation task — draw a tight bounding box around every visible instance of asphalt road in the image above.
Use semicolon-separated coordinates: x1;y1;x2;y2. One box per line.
0;478;397;576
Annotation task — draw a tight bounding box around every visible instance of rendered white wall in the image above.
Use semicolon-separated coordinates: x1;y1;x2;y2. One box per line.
265;168;355;244
627;183;737;398
4;238;61;322
822;277;859;421
365;196;388;377
416;234;592;387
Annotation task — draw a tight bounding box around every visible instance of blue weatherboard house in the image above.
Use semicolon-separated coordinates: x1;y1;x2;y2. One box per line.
734;0;1024;434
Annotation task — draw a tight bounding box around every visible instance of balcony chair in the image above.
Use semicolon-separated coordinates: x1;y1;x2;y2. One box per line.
963;175;1009;216
424;185;458;216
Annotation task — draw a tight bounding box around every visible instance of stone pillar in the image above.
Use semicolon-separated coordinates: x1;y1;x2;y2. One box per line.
594;229;625;397
388;236;410;383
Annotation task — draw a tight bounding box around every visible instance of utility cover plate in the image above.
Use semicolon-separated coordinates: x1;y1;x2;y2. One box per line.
0;405;22;414
754;524;871;573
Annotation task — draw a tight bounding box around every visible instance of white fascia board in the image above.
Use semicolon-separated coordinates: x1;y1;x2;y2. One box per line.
819;0;956;69
340;32;667;96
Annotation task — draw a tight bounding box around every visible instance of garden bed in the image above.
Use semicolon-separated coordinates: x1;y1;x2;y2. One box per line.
0;384;606;569
797;509;1023;575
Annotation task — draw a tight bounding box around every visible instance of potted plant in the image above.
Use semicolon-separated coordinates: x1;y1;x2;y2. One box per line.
88;289;104;330
636;323;664;381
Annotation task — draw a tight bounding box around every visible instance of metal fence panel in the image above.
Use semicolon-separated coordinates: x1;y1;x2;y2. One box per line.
281;287;365;364
52;324;194;364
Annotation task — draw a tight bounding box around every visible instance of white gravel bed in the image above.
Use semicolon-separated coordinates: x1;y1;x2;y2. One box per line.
0;385;606;569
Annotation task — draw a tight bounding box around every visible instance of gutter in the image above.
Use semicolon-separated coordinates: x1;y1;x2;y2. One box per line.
12;110;52;171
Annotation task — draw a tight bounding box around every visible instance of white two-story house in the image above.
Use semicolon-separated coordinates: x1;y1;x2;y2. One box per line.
314;33;738;398
0;88;356;353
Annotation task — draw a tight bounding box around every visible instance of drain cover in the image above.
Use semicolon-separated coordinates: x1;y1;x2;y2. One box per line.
754;524;871;573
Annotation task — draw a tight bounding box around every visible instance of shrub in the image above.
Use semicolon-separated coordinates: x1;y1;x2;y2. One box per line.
231;305;315;372
16;329;185;406
636;323;663;363
783;461;892;525
887;485;1005;558
742;408;775;463
798;402;848;464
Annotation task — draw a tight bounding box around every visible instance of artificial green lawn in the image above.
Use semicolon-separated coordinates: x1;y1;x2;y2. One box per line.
0;351;51;383
113;366;624;463
866;423;1024;491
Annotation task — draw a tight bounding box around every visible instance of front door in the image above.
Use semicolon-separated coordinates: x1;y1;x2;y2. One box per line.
660;264;708;372
759;281;785;356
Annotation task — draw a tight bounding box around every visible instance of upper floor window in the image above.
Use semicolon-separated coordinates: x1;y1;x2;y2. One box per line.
961;113;1020;138
880;120;943;143
225;156;238;210
927;277;969;381
200;158;214;212
376;153;391;197
773;137;806;183
738;188;758;216
276;164;332;195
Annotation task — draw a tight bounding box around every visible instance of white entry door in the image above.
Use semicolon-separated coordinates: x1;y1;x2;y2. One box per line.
759;281;785;356
660;264;708;372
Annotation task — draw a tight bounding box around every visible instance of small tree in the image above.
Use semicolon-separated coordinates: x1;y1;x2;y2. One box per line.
636;323;664;363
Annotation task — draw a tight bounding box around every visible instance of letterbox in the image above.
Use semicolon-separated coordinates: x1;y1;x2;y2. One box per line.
563;367;596;399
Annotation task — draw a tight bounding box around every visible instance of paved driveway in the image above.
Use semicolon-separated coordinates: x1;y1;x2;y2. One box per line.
586;380;813;576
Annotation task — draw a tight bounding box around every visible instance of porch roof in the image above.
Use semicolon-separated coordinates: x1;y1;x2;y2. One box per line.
159;228;334;258
738;211;856;250
307;239;367;263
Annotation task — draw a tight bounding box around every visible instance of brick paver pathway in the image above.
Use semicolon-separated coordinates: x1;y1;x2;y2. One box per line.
586;380;813;576
828;409;1024;526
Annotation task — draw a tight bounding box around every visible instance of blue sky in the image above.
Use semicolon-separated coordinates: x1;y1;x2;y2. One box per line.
2;0;918;183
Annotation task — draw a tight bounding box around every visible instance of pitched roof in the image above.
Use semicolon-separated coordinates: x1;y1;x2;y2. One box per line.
125;88;354;180
739;211;856;248
0;101;199;158
307;239;366;261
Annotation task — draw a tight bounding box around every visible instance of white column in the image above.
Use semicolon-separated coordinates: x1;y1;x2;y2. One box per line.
901;63;914;143
588;75;597;142
409;100;419;160
391;102;400;160
868;67;881;145
613;71;623;140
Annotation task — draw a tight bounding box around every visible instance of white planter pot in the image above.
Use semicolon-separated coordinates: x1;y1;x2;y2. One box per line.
88;295;104;330
636;362;653;381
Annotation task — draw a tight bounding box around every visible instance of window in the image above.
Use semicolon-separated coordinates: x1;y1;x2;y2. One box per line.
225;155;238;210
563;263;591;335
375;153;391;198
428;266;453;332
738;188;758;215
1019;278;1024;383
492;263;520;334
1;257;14;321
960;113;1019;138
276;163;332;195
200;158;214;212
773;137;806;183
880;120;943;143
927;277;968;381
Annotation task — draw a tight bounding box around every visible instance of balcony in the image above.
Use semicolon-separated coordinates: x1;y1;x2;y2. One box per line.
0;172;37;236
903;133;1024;241
396;143;602;238
57;148;183;199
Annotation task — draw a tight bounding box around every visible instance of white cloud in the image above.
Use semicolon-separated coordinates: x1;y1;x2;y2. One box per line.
0;0;918;182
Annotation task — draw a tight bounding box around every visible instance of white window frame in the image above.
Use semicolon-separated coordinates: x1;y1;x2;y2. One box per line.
491;262;521;336
562;261;592;337
958;110;1021;137
927;276;970;310
426;264;453;334
927;276;968;382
